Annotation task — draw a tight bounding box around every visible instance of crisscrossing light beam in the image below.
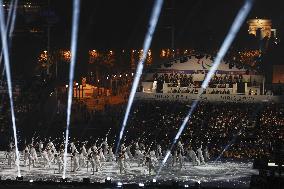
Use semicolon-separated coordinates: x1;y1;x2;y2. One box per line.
62;0;80;179
115;0;164;154
155;0;254;177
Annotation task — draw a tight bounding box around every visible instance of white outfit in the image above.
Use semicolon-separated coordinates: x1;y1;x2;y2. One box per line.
42;150;50;167
108;146;115;161
197;147;205;165
188;149;200;165
73;152;80;171
30;147;38;163
99;148;105;162
55;154;63;173
204;148;210;162
23;146;30;166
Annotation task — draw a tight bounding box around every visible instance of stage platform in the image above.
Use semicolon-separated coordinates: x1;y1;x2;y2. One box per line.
0;152;258;188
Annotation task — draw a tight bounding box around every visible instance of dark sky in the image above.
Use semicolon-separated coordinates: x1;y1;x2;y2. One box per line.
8;0;284;78
47;0;284;49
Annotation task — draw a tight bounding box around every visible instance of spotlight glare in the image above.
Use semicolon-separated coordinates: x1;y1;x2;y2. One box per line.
115;0;164;154
152;179;157;183
117;182;123;187
155;0;253;177
184;184;189;188
138;183;145;187
0;0;21;177
62;0;80;180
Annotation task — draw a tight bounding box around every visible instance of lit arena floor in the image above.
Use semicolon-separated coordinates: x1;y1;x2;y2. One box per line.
0;152;258;188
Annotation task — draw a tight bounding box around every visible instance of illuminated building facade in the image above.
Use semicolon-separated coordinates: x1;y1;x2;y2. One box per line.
247;19;276;39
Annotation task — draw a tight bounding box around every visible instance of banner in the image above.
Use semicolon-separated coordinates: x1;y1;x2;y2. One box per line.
135;92;283;103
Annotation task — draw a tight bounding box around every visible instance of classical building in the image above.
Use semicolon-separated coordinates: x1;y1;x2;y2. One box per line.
247;18;276;39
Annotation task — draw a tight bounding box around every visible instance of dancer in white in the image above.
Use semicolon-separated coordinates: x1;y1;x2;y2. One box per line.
108;145;115;162
150;150;157;165
99;148;105;162
31;145;38;162
23;145;30;167
156;144;162;159
134;142;140;159
188;146;200;165
79;143;88;167
177;141;185;155
95;151;101;172
47;140;56;153
126;144;133;159
47;147;55;163
29;145;38;167
136;148;144;167
118;151;126;174
7;147;15;167
41;149;50;167
145;152;154;174
38;141;44;154
172;150;178;167
197;145;205;165
101;137;108;156
72;149;80;172
87;145;93;156
204;146;210;162
70;142;77;154
54;153;63;173
178;150;184;170
89;151;96;175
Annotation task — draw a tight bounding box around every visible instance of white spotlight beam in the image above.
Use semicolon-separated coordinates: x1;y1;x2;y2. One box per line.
156;0;254;176
0;0;14;69
0;0;21;177
62;0;80;179
0;0;18;74
9;0;18;39
115;0;164;154
214;130;241;163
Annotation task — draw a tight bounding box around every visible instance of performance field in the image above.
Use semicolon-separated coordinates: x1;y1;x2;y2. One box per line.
0;0;283;189
0;152;257;188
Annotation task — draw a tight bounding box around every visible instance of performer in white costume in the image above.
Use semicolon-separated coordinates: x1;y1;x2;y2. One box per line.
204;146;210;162
197;145;205;165
188;146;200;165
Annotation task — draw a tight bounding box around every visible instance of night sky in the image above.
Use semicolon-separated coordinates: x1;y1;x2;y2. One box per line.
49;0;284;48
7;0;284;77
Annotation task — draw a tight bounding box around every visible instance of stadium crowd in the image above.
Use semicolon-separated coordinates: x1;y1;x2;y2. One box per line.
30;99;282;161
122;101;283;160
153;73;245;89
0;77;283;161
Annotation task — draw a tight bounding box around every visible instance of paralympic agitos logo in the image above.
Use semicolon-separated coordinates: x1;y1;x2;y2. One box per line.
197;59;212;70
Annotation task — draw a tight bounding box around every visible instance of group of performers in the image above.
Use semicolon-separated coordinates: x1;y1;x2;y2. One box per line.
3;136;210;175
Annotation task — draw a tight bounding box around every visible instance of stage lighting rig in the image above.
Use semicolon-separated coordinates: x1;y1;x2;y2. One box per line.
138;182;145;187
